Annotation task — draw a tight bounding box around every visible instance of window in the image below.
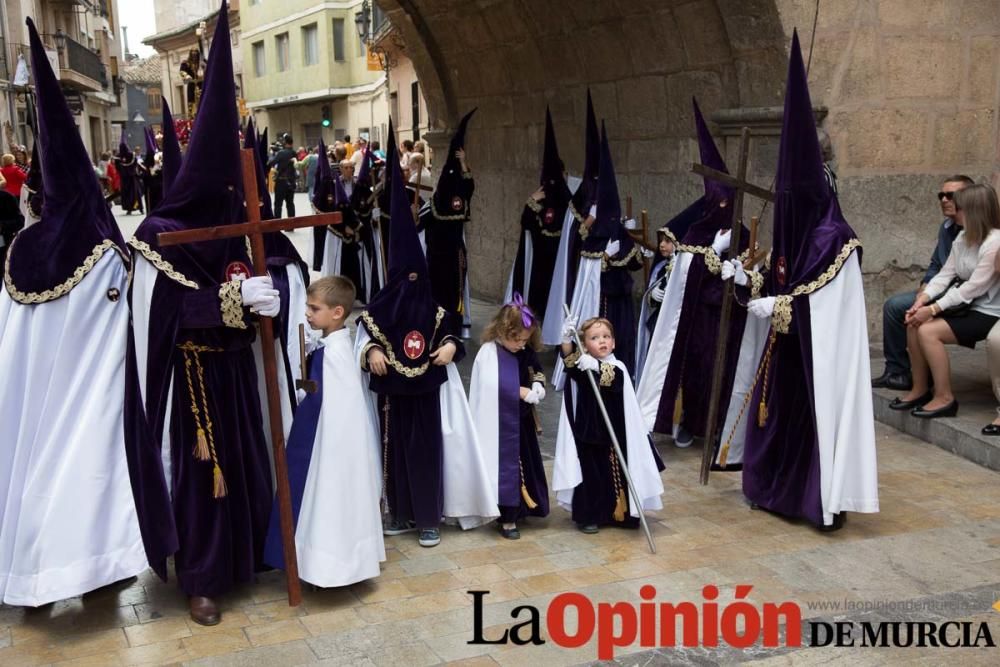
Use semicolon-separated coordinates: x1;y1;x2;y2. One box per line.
275;32;290;72
411;81;420;140
147;87;162;111
252;40;265;77
357;31;364;58
302;23;318;66
332;19;345;62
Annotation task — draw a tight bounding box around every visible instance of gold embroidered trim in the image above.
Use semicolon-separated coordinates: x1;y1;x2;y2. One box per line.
462;171;473;180
659;228;677;244
604;244;642;270
772;295;793;334
599;362;615;387
532;371;546;384
541;227;561;238
219;281;247;329
678;244;722;275
580;250;604;259
430;201;469;221
525;198;542;213
128;239;198;289
360;341;380;372
4;239;124;304
359;307;447;377
749;270;764;300
563;349;581;368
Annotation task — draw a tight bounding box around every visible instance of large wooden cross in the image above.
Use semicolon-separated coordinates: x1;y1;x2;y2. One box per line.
158;148;341;606
691;127;774;486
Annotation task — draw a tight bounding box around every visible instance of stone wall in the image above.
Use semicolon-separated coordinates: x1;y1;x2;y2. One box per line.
376;0;1000;340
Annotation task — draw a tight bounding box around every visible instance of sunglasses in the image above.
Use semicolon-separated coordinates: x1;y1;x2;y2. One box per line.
938;192;955;201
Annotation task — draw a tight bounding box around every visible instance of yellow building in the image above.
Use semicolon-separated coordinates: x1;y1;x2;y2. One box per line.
241;0;387;150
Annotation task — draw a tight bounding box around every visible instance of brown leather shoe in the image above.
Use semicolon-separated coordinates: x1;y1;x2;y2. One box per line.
189;596;221;626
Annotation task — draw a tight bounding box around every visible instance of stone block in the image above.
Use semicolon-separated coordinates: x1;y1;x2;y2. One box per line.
734;50;785;108
883;37;962;100
622;11;686;75
579;25;634;82
932;108;997;166
674;0;732;67
538;36;585;87
876;0;959;28
615;75;668;139
715;0;787;52
957;0;1000;32
831;109;929;170
966;36;1000;106
663;70;726;137
836;30;882;103
627;139;676;174
478;1;530;44
506;41;547;94
773;0;861;33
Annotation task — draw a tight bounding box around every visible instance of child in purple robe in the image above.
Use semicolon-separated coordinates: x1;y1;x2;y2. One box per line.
469;295;550;540
553;317;665;534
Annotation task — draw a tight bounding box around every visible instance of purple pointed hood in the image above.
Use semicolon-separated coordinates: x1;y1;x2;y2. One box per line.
244;117;273;220
244;117;304;269
581;121;621;249
769;30;858;295
133;1;247;286
679;97;744;248
571;89;601;214
143;127;157;167
540;106;571;207
429;108;476;218
359;116;448;394
159;98;181;198
24;141;43;219
4;17;126;300
312;138;335;212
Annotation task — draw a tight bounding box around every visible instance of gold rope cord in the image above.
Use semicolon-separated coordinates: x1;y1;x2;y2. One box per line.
718;328;777;467
178;342;227;498
519;457;538;509
381;397;391;516
609;447;627;522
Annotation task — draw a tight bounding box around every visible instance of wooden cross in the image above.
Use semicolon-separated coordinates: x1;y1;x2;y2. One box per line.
157;148;341;606
691;127;774;486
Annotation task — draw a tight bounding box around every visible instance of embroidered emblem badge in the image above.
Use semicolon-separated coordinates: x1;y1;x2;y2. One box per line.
106;287;121;302
403;331;426;360
225;261;252;282
543;208;556;225
776;257;787;287
451;195;464;212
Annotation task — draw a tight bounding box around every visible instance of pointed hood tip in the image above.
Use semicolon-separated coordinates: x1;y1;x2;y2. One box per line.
160;98;181;197
776;27;827;196
387;117;428;280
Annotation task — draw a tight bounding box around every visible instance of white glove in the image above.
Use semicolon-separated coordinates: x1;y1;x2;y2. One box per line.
624;217;638;230
304;328;323;354
748;297;776;319
651;285;665;303
605;239;621;257
531;381;546;401
240;276;280;317
641;246;655;258
522;388;542;405
588;204;597;217
254;295;281;318
720;259;748;286
560;315;579;344
577;353;600;373
711;229;731;255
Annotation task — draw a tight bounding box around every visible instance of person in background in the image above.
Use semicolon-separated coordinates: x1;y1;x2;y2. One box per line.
400;139;414;171
267;133;298;218
873;176;974;391
893;183;1000;419
0;154;26;197
343;134;354;158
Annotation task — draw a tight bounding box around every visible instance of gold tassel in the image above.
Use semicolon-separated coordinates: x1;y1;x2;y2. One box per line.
193;428;210;461
718;444;729;468
521;483;538;509
757;400;768;427
212;464;228;499
613;489;627;522
673;388;684;425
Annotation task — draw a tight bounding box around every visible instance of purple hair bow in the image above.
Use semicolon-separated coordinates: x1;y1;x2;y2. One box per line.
509;292;535;328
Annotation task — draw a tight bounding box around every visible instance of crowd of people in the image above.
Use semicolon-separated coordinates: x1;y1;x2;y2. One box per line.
0;2;985;635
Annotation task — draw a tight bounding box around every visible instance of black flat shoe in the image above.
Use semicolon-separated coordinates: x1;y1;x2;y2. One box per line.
498;525;520;540
872;371;913;390
889;390;932;411
982;424;1000;436
911;400;958;419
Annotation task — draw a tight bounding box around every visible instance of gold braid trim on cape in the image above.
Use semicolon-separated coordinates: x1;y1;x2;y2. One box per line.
771;238;862;334
4;238;128;304
128;238;199;289
359;307;447;378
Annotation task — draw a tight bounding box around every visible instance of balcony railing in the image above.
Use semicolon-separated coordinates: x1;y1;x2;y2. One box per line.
63;35;106;87
0;36;8;81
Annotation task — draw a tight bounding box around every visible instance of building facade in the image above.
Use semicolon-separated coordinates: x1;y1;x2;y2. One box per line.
1;0;125;161
144;2;243;125
241;0;387;150
121;54;163;149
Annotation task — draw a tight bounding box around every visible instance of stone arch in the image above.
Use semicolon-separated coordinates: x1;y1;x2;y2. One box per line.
377;0;792;297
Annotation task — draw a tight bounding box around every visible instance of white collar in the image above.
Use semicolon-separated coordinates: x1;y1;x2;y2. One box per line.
321;327;350;346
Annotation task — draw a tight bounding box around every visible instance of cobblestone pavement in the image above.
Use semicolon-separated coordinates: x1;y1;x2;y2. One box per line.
1;202;995;666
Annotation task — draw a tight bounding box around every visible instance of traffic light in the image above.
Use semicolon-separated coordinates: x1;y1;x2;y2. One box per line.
321;105;331;128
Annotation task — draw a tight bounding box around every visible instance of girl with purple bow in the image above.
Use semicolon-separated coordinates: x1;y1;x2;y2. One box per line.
468;294;551;539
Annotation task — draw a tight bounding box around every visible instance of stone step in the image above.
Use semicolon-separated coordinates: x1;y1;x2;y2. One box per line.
871;346;1000;471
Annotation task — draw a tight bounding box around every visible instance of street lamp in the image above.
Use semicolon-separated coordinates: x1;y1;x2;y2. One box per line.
354;0;371;42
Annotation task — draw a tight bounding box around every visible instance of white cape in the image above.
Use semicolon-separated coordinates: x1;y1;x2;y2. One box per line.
550;255;602;390
807;252;879;523
0;252;147;606
295;328;385;587
552;356;663;517
354;329;499;528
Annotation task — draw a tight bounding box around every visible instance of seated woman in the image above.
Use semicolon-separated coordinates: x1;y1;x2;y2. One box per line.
892;183;1000;418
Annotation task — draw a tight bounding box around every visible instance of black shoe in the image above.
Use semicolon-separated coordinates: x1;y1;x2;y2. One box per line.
873;372;913;391
911;400;958;419
982;424;1000;436
818;513;846;533
498;524;521;540
578;524;599;534
889;390;932;411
